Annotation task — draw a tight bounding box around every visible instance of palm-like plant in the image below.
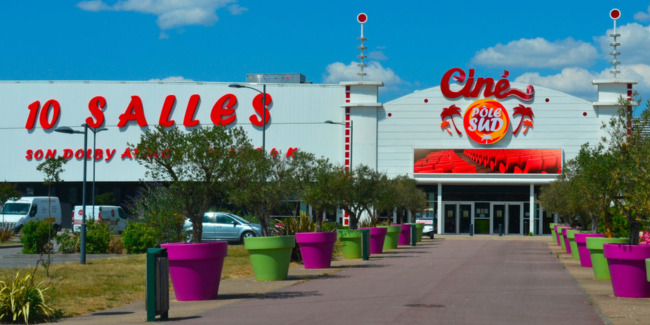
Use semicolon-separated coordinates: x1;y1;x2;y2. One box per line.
513;104;534;134
440;105;462;135
0;272;56;324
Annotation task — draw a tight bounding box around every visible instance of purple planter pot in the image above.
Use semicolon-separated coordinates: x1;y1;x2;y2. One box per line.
396;224;411;246
574;233;605;267
562;228;580;254
554;225;570;246
295;232;337;269
359;227;388;254
161;241;228;301
603;243;650;298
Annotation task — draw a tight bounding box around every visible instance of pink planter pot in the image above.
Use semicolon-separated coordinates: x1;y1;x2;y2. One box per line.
161;241;228;301
603;243;650;298
574;233;604;267
359;227;388;254
296;232;337;269
396;224;411;246
554;225;569;246
562;228;579;254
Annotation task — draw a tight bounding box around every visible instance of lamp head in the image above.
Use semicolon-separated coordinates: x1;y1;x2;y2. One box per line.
324;120;335;124
54;127;76;134
228;83;244;88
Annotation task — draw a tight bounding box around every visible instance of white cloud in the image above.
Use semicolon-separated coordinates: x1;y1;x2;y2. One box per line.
514;64;650;99
76;0;110;11
148;76;194;82
323;61;405;91
76;0;245;30
367;51;387;61
228;4;247;15
471;37;598;68
596;22;650;65
635;6;650;22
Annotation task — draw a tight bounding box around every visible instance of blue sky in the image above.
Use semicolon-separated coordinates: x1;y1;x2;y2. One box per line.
1;1;650;102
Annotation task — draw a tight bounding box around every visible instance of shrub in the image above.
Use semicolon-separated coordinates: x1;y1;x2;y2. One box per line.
108;236;125;254
122;222;157;254
55;230;79;254
125;184;186;245
85;220;111;254
20;221;55;254
0;226;12;243
0;272;57;324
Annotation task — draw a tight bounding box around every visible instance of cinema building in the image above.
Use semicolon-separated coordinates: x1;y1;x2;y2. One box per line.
0;65;637;236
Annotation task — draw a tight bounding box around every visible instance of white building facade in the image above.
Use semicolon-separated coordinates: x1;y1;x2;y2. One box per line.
0;67;635;234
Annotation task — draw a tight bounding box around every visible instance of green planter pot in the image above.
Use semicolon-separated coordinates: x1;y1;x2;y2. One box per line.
378;225;401;250
244;236;295;281
557;226;571;252
337;229;362;259
586;237;628;280
566;230;587;260
414;223;425;242
550;223;558;242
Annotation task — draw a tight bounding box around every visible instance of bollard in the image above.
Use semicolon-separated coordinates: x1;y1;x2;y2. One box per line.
410;224;417;246
361;229;370;260
146;248;169;322
469;224;474;236
498;224;503;237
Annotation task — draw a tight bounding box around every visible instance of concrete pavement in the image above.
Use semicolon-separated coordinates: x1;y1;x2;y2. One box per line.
176;239;604;325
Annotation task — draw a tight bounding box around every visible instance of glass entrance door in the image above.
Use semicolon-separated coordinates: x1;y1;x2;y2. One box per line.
443;204;457;233
492;204;506;234
458;203;473;234
475;202;490;234
507;203;523;235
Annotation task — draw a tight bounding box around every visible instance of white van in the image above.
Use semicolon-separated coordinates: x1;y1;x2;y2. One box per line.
73;205;129;234
0;197;62;233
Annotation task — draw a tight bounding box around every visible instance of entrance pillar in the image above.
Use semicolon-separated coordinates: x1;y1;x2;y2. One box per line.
529;184;535;235
437;183;442;235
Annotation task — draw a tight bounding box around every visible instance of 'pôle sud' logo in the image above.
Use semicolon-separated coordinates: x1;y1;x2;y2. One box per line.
439;68;535;145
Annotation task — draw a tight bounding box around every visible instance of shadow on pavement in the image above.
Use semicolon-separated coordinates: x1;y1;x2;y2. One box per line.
331;263;387;269
90;311;135;316
286;273;350;280
167;316;202;322
218;291;322;301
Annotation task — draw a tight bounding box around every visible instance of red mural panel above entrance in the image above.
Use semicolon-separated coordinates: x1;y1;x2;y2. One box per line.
413;149;562;175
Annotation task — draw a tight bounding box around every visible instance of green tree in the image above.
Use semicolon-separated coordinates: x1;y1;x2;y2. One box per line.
606;96;650;245
36;156;67;276
0;181;21;209
229;149;301;237
131;125;254;243
332;165;381;230
299;157;339;232
363;172;395;226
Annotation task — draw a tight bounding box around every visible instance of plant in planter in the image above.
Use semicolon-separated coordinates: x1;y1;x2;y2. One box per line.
332;165;382;230
294;157;340;268
133;125;253;299
601;97;650;298
229;149;302;280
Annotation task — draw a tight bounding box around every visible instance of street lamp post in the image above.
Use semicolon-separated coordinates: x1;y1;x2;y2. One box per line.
229;83;267;152
90;127;108;210
55;124;106;265
324;120;353;169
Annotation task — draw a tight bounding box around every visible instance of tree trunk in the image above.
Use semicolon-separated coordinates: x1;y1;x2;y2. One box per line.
590;214;598;234
629;219;641;245
602;209;613;238
397;209;405;224
191;216;203;243
348;211;358;230
314;208;323;232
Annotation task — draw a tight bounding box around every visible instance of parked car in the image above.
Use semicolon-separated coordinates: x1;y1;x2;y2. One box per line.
184;212;262;242
0;197;62;233
73;205;130;234
416;217;435;238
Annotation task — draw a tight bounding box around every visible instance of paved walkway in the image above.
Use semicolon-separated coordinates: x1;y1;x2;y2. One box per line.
177;239;604;325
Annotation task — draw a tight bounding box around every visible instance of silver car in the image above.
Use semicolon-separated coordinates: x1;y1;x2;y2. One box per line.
185;212;262;242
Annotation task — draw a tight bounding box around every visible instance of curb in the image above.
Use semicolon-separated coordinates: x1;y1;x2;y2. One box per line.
548;243;613;325
0;244;23;249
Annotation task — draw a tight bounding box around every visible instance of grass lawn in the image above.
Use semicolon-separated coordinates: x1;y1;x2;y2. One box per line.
0;245;254;317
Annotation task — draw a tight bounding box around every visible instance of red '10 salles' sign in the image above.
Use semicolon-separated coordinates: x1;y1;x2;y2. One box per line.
25;93;272;130
440;68;535;101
